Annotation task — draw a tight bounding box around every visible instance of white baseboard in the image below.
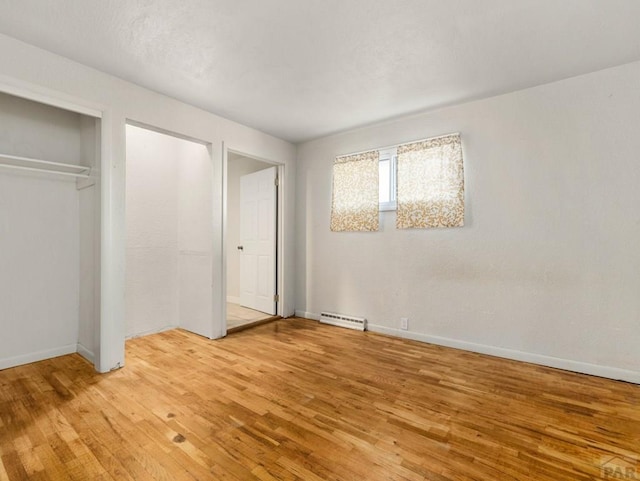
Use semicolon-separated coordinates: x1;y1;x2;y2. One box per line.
227;296;240;304
295;310;320;321
367;323;640;384
295;310;640;384
76;343;94;364
0;344;77;371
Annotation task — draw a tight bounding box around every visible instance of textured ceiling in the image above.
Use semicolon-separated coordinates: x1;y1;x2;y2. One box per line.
1;0;640;143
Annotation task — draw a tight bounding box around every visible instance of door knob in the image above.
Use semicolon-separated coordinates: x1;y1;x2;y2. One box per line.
237;245;244;251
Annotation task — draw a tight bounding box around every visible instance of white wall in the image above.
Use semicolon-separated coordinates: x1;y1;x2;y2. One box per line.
226;153;272;302
296;60;640;383
78;182;100;361
125;125;180;336
0;91;83;163
0;174;79;369
0;32;296;371
125;125;212;338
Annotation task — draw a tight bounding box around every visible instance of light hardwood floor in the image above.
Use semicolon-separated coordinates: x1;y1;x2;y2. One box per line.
1;318;639;480
227;303;272;330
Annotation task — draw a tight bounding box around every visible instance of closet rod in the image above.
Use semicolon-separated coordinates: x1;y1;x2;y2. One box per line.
0;153;91;178
0;163;91;178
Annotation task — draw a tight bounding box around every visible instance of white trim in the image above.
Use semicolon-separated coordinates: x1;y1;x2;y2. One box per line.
0;344;77;371
277;164;286;317
295;310;640;384
99;110;124;373
76;343;95;363
378;148;397;211
0;74;103;118
211;140;224;340
295;310;320;321
220;143;229;338
222;146;288;335
227;296;241;304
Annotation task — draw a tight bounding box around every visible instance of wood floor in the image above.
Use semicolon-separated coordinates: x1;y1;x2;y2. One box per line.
226;303;273;330
1;319;639;480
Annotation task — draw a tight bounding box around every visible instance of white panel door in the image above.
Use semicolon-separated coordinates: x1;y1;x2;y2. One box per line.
239;166;277;314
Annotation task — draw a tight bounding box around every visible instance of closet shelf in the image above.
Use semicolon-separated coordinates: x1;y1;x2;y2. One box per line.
0;153;91;178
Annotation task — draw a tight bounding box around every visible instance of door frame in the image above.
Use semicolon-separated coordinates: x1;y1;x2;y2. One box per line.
222;144;285;336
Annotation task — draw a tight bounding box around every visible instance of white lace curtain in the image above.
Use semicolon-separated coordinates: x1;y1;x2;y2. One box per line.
330;150;379;232
396;133;464;229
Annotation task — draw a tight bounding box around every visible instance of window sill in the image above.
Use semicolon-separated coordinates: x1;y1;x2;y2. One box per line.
379;201;397;212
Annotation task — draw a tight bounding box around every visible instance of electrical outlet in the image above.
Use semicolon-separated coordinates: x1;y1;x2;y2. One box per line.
400;317;409;330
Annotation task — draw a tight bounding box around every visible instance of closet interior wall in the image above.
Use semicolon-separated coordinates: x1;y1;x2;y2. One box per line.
0;91;100;370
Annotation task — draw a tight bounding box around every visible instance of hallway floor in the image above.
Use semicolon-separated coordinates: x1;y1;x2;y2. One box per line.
227;302;271;329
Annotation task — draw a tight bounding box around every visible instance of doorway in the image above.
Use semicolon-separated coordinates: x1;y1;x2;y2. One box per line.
125;123;214;339
226;152;279;331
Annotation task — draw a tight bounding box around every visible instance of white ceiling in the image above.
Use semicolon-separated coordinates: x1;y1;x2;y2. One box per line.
1;1;640;143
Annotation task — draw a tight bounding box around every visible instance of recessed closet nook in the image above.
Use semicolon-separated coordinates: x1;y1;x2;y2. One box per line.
0;91;101;370
125;124;213;340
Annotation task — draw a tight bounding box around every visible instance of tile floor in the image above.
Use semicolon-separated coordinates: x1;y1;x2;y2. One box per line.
227;302;272;330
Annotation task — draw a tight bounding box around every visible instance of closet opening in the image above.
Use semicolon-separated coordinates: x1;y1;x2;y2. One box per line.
225;151;282;333
125;123;214;340
0;90;101;371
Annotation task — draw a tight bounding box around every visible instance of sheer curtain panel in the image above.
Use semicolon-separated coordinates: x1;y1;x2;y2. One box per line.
396;133;464;229
330;150;379;232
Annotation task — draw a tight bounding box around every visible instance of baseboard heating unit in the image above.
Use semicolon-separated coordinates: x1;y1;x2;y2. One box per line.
320;312;366;331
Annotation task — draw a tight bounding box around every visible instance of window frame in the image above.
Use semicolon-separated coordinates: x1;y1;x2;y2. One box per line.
378;147;397;211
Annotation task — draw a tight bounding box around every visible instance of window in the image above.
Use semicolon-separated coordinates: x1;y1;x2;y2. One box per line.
378;148;397;211
331;133;464;231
